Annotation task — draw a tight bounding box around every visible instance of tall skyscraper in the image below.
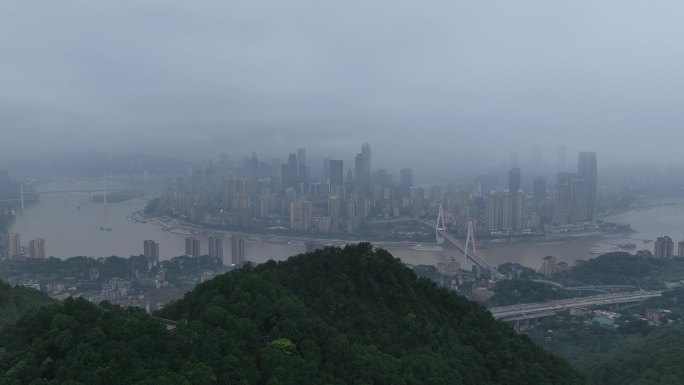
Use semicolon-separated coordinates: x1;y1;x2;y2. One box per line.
399;168;413;199
29;238;46;258
361;143;371;196
508;168;523;229
297;148;306;167
297;148;307;183
231;235;246;265
354;153;365;195
578;152;598;221
678;241;684;258
329;160;343;187
3;233;20;259
283;153;298;190
185;237;201;258
144;240;159;268
323;157;330;183
208;236;224;265
552;172;588;226
533;176;546;203
508;168;521;194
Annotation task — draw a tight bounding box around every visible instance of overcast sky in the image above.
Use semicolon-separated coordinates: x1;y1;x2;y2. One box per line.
2;1;684;173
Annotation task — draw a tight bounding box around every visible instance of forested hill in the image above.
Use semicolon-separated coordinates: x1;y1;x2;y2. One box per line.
0;280;54;329
160;244;588;384
0;244;589;384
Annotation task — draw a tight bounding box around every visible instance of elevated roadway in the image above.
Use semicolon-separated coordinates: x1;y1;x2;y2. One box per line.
489;290;662;322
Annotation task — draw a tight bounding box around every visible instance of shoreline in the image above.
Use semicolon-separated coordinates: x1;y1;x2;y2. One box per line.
143;211;632;248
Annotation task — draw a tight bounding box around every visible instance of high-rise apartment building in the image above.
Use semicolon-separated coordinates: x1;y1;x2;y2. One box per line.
208;236;224;265
540;255;558;278
552;172;589;226
329;160;343;187
185;237;201;258
533;176;546;203
231;235;246;265
399;168;413;198
508;168;521;195
654;236;674;259
508;168;523;229
29;238;46;258
354;154;365;195
578;152;597;221
678;241;684;258
144;240;159;268
297;148;307;183
3;233;20;259
361;143;371;196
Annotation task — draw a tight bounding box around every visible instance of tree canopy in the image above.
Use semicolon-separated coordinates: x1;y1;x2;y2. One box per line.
0;244;589;384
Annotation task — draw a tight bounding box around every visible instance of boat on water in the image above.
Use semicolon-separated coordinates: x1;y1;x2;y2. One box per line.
591;246;619;254
169;228;191;235
410;244;445;252
99;227;112;231
619;242;637;250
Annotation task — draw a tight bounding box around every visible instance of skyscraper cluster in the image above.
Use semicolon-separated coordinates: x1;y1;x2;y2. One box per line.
552;152;598;226
1;233;47;260
158;144;415;235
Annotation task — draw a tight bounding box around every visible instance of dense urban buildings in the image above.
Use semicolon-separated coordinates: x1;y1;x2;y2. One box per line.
551;152;597;226
153;145;601;239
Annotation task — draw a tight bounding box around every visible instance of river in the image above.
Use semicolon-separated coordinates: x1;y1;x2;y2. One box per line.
11;180;684;270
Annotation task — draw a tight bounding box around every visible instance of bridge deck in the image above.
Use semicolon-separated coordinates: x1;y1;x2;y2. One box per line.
490;291;662;321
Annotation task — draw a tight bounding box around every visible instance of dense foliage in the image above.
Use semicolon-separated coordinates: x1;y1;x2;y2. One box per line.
0;281;54;329
487;279;574;307
554;252;675;289
530;318;684;385
528;288;684;385
588;325;684;385
497;263;543;280
0;244;589;384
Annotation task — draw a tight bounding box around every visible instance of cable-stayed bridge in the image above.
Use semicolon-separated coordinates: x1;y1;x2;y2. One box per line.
424;204;502;277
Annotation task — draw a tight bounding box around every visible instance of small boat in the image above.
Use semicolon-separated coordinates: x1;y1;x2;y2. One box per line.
410;244;445;252
99;227;112;231
591;246;618;254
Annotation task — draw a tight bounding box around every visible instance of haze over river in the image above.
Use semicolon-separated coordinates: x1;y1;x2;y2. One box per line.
11;181;684;270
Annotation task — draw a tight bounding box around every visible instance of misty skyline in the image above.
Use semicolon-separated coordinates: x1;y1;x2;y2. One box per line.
2;1;684;169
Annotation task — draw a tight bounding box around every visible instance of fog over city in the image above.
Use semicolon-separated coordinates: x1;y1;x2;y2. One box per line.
3;1;684;174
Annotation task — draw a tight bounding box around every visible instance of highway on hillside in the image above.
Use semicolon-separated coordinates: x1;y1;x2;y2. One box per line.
489;290;662;321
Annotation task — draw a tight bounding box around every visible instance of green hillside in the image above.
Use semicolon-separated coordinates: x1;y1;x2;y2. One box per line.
0;280;54;329
0;244;589;384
